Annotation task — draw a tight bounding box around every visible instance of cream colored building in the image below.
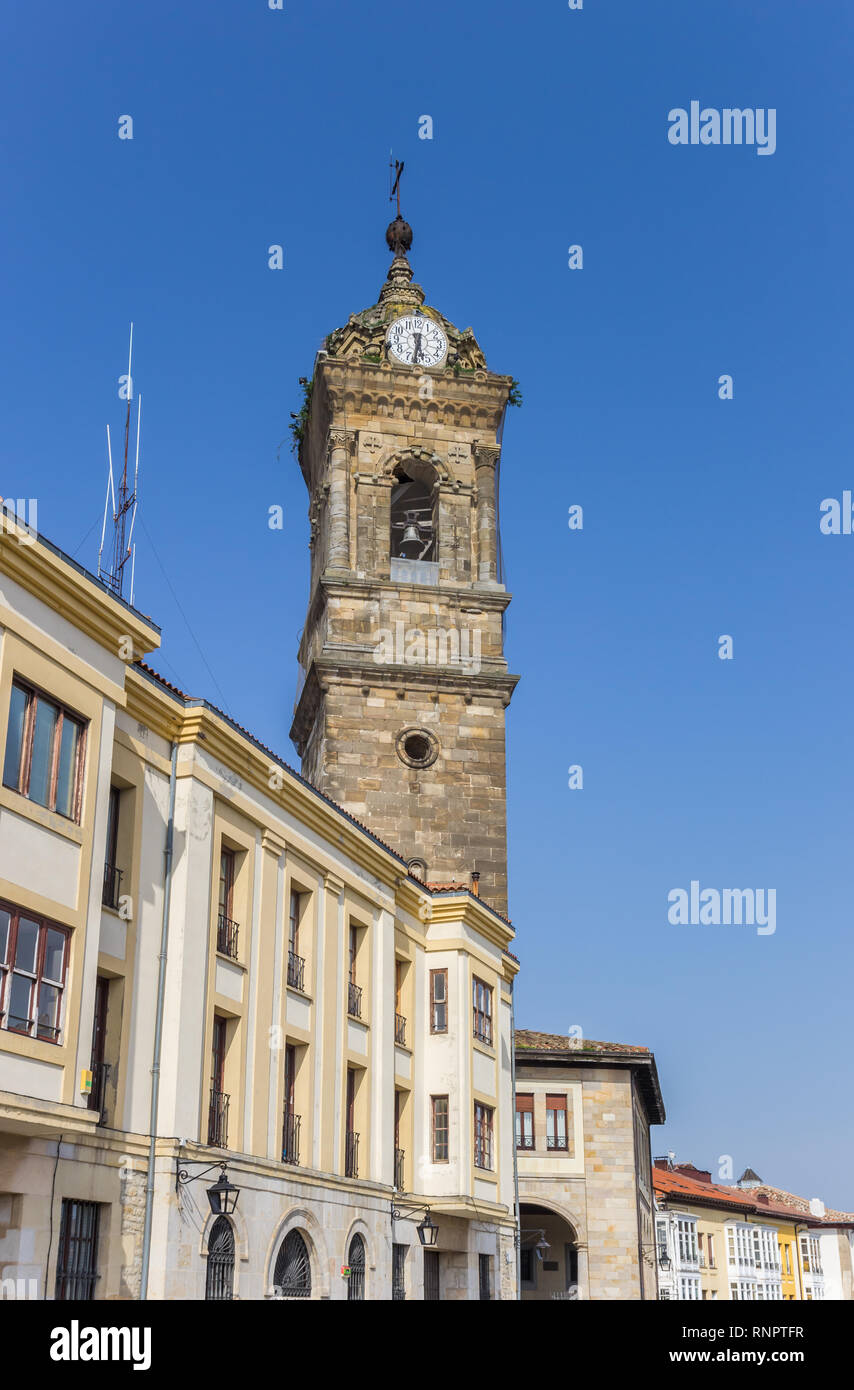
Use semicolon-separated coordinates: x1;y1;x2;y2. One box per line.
0;514;519;1300
513;1030;665;1300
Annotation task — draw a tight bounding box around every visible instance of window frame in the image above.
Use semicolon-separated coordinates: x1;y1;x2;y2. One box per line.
429;968;447;1034
0;901;70;1043
431;1094;449;1162
515;1092;534;1150
545;1092;569;1151
474;1101;494;1171
3;678;87;821
472;975;493;1046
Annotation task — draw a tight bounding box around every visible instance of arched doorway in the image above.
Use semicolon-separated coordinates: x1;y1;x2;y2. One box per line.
205;1216;235;1301
519;1203;581;1301
273;1230;312;1299
347;1233;365;1301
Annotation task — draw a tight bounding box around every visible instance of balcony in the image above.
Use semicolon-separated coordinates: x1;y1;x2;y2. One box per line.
516;1133;535;1151
345;1129;359;1178
216;913;239;960
282;1109;301;1165
102;862;122;911
208;1088;229;1148
348;981;362;1019
394;1012;406;1046
394;1147;405;1191
287;950;305;992
546;1135;569;1152
87;1061;110;1120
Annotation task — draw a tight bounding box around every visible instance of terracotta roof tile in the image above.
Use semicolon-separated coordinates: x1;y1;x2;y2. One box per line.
515;1028;649;1056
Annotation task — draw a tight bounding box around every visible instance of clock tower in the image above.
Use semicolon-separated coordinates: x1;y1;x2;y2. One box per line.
290;213;519;914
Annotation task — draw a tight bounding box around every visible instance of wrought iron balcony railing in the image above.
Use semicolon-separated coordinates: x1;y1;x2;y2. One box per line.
394;1147;405;1191
394;1012;406;1046
102;862;122;911
282;1109;301;1165
546;1134;569;1151
345;1129;359;1179
208;1087;229;1148
216;913;239;960
516;1132;535;1151
287;950;305;991
348;981;362;1019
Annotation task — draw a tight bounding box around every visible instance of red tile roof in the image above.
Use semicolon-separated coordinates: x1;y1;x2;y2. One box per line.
653;1167;854;1227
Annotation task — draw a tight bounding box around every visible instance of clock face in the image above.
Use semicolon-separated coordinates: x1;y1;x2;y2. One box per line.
386;314;448;367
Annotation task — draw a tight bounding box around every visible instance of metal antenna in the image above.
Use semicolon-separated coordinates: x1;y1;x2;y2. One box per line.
98;323;140;601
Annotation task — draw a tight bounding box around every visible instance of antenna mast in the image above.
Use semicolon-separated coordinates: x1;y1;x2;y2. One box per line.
98;323;141;602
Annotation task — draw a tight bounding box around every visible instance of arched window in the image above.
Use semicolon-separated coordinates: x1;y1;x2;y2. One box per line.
390;471;436;562
205;1216;234;1301
273;1229;311;1299
347;1233;365;1301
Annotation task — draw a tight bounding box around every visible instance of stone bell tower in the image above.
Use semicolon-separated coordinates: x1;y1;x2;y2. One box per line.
290;212;519;913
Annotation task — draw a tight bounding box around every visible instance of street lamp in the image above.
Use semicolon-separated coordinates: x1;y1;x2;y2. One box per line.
391;1201;439;1247
176;1160;240;1215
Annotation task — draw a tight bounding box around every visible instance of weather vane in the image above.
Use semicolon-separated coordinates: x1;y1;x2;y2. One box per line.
389;153;404;216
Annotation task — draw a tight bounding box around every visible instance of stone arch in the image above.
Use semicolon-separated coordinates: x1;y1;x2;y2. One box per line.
265;1205;331;1300
380;446;450;487
519;1199;586;1302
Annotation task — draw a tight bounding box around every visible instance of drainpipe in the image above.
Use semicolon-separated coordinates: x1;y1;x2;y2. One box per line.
139;739;178;1301
509;979;521;1300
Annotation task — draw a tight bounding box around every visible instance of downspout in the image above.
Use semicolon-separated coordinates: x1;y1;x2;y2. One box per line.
509;979;521;1300
139;739;178;1301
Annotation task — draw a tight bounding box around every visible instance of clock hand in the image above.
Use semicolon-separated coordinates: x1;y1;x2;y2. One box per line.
412;333;421;363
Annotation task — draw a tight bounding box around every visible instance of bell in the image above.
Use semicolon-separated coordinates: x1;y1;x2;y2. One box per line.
399;524;422;559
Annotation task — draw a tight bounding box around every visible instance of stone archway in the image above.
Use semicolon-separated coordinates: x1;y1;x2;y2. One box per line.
519;1202;583;1302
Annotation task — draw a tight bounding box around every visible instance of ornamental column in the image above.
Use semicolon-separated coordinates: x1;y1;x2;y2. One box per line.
474;443;501;584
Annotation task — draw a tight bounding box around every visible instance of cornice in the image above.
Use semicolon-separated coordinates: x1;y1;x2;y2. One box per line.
0;529;160;663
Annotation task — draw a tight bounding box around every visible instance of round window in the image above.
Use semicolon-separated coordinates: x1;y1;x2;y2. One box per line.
396;727;439;769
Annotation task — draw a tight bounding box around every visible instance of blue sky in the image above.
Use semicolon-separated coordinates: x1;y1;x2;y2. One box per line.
2;1;852;1206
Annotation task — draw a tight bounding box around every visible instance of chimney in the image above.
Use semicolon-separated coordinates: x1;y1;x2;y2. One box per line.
674;1163;712;1184
654;1156;672;1171
470;871;480;897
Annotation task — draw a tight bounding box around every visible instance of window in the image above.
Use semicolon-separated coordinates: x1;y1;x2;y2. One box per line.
395;960;406;1045
708;1233;716;1269
217;849;238;958
288;890;301;956
432;1095;449;1162
208;1016;229;1146
545;1094;568;1151
677;1217;698;1264
287;890;305;990
515;1093;534;1150
348;1233;365;1301
478;1253;492;1301
472;976;493;1045
3;679;86;820
392;1243;407;1301
282;1043;299;1164
88;975;110;1117
474;1102;493;1170
345;1068;358;1177
0;902;69;1042
55;1200;100;1299
102;786;122;909
430;969;447;1033
205;1216;235;1301
273;1230;311;1298
348;925;362;1017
